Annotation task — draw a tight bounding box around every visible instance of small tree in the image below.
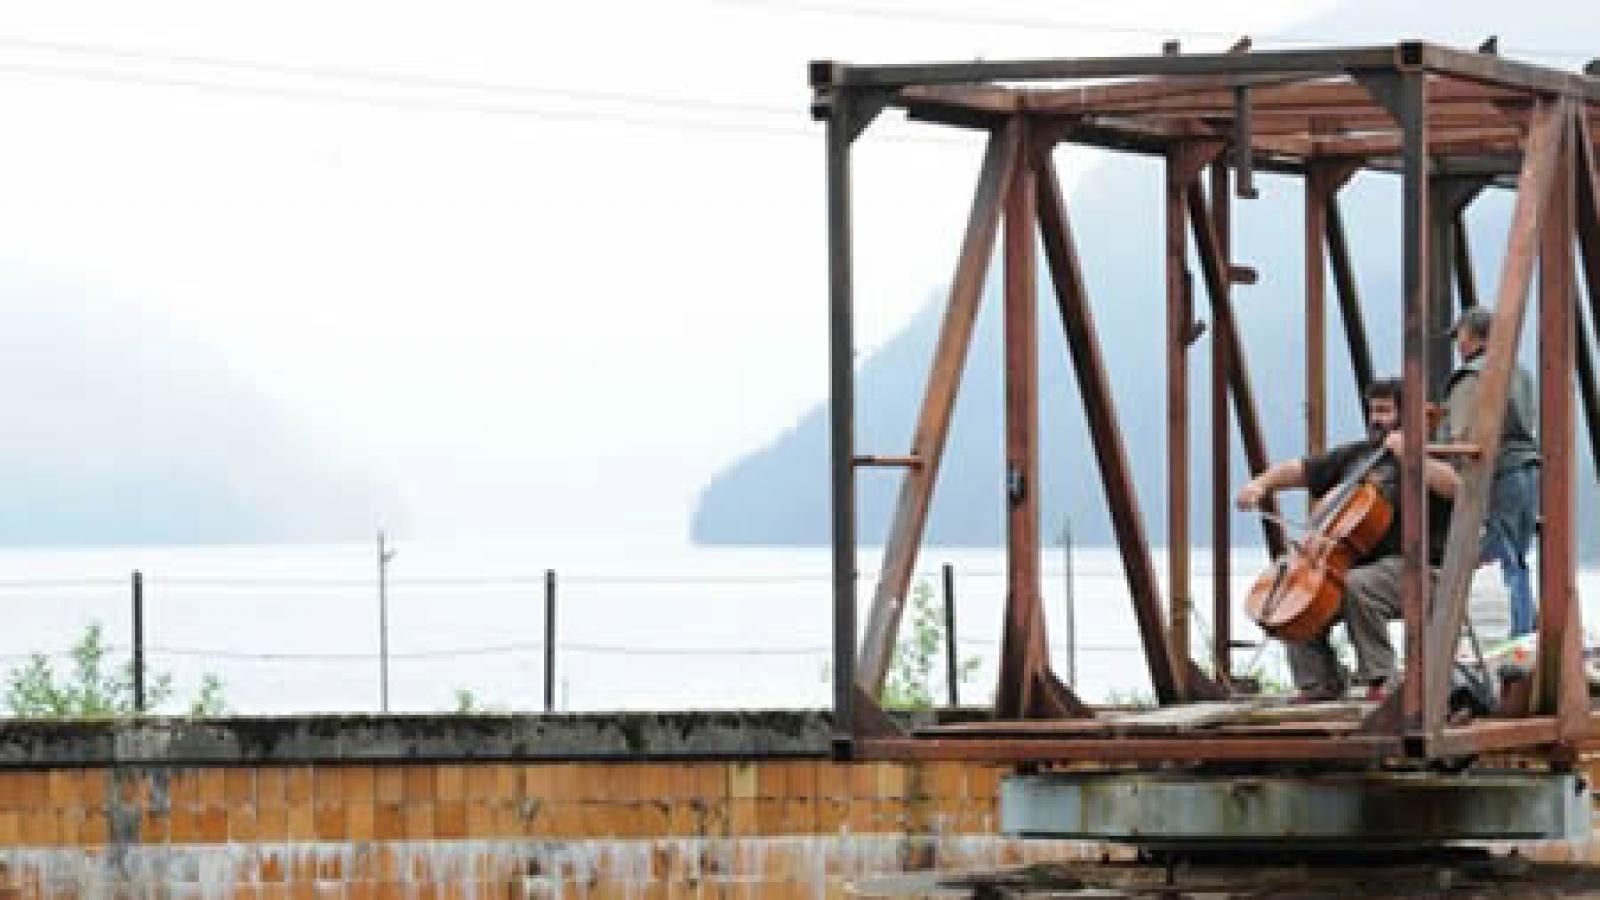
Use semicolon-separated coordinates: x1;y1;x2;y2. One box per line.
881;578;982;710
189;674;227;718
4;623;226;719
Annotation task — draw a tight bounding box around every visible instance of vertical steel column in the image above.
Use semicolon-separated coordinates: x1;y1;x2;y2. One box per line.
1535;112;1584;733
997;124;1045;716
825;87;859;741
1396;71;1430;735
1306;168;1329;455
1165;149;1192;692
1209;161;1232;681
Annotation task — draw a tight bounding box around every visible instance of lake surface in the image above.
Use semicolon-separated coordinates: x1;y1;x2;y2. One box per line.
0;539;1593;714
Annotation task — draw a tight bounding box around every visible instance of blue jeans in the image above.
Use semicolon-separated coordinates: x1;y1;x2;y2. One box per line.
1482;465;1539;637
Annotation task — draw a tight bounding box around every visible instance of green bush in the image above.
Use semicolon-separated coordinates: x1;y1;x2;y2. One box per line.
3;623;226;719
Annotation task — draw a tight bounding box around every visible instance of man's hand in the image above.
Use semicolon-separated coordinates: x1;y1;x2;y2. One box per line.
1383;430;1407;456
1236;479;1268;511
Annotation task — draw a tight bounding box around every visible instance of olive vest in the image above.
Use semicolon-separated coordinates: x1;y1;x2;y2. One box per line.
1444;351;1540;476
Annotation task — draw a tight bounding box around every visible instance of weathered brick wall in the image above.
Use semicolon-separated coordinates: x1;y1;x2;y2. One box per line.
0;714;1590;897
0;714;1114;897
0;760;1103;897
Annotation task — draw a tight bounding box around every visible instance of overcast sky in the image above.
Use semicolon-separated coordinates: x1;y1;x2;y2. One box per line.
0;0;1398;540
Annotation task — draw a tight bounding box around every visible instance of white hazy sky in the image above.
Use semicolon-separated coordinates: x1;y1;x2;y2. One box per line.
0;0;1349;539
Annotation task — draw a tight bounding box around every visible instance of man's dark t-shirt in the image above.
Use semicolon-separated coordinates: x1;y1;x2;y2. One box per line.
1301;440;1454;565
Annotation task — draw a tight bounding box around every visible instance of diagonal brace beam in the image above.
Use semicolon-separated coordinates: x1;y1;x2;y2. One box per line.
1037;155;1181;704
1573;115;1600;480
857;122;1021;698
1423;100;1567;739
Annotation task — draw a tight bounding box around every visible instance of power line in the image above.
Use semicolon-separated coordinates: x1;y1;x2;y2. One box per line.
0;564;1259;590
143;641;832;661
0;59;972;146
0;34;798;116
0;61;816;139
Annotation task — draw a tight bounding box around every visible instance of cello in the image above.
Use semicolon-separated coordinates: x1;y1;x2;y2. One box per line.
1244;444;1394;644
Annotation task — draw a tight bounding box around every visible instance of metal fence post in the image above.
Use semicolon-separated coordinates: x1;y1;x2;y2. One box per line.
942;563;958;708
131;570;145;714
544;569;557;713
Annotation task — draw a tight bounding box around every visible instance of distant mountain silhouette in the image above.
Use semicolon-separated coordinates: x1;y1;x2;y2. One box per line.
693;24;1600;559
0;265;390;544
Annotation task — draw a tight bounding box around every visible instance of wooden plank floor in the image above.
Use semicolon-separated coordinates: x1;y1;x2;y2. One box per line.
879;704;1575;764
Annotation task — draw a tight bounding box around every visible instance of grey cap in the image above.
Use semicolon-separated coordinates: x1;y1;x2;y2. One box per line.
1449;306;1493;339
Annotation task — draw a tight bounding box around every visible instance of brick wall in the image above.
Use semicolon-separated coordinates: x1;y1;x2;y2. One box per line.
0;759;1110;897
0;714;1590;897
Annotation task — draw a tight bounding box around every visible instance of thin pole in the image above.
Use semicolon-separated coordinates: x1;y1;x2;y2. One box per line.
131;570;145;714
377;529;393;713
825;89;859;739
1164;150;1191;695
1209;161;1232;682
942;563;958;708
1397;71;1430;731
1061;518;1077;687
544;569;557;713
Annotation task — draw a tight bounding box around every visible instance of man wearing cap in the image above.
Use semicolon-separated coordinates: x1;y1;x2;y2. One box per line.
1443;306;1540;637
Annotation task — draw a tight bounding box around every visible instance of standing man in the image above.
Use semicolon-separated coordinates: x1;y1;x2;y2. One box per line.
1236;378;1459;702
1442;306;1540;637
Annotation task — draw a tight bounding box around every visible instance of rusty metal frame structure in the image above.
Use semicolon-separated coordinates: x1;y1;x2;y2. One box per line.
814;42;1600;764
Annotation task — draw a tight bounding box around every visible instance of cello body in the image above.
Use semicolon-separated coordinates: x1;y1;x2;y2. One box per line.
1245;480;1393;644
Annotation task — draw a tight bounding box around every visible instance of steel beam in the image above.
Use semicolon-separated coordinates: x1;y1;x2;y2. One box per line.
1023;77;1528;116
828;46;1404;89
1167;147;1194;693
1209;161;1232;682
1037;157;1180;704
1306;166;1330;454
1534;110;1584;738
1396;69;1430;736
997;123;1046;718
824;92;859;743
1575;116;1600;491
1424;101;1565;739
856;123;1020;698
1418;43;1600;103
839;41;1600;100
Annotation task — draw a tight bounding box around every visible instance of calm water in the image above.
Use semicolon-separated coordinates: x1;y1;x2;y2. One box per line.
0;539;1593;714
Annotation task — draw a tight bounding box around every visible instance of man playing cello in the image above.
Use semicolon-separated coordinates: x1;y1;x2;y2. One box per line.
1235;378;1461;702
